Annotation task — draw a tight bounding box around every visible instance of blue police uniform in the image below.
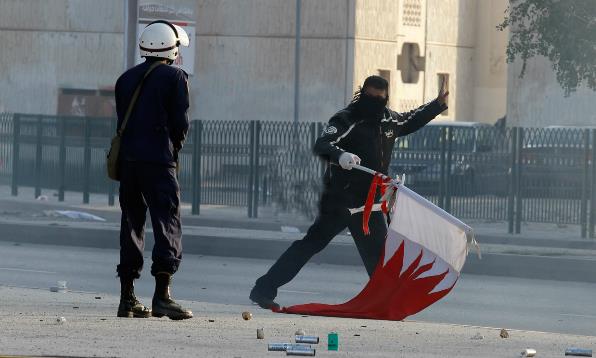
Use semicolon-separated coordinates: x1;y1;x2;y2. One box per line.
114;58;190;279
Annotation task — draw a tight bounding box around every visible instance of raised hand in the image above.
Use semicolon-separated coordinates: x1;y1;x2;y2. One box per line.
437;76;449;106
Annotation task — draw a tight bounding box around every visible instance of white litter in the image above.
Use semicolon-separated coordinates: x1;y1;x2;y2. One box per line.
54;210;106;222
281;226;300;233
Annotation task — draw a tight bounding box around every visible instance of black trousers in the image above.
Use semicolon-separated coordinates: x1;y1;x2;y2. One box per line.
117;161;182;279
254;195;387;299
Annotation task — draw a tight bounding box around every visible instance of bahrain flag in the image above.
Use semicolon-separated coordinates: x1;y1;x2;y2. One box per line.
278;183;477;320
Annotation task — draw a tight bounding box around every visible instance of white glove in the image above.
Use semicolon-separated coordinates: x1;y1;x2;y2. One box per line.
338;152;361;170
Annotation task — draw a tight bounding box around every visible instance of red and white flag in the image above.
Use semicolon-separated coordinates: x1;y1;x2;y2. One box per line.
278;183;478;321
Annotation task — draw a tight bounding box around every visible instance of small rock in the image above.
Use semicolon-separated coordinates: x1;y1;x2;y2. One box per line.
500;328;509;338
56;317;66;324
36;195;48;201
256;328;264;339
73;306;79;309
95;297;101;300
295;329;305;336
521;348;536;357
471;332;484;340
242;311;252;321
208;319;215;323
354;334;360;337
361;325;367;328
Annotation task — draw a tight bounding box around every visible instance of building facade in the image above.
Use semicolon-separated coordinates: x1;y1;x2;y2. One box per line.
0;0;509;124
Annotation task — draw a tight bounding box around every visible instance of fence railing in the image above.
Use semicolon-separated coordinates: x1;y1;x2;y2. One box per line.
2;113;595;237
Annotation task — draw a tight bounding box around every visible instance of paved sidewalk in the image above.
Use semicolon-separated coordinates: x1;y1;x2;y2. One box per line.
2;184;594;243
2;186;596;282
0;286;594;358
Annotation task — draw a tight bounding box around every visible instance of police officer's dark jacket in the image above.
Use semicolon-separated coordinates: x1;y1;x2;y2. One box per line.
115;59;190;167
314;98;447;208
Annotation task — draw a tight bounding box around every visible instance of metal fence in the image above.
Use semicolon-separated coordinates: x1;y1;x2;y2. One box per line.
2;113;596;237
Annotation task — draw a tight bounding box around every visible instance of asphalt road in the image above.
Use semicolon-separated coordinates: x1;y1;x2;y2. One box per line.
1;241;595;336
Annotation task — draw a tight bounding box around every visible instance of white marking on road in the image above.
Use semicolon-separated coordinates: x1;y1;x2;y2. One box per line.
0;267;57;274
279;289;319;295
560;313;596;319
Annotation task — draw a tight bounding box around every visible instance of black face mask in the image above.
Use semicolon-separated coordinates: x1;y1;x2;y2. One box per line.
355;93;388;121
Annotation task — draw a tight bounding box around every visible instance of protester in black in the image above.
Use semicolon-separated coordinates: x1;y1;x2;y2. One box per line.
250;75;449;310
114;20;192;320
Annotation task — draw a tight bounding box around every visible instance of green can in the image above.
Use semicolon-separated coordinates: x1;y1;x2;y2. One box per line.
327;332;338;351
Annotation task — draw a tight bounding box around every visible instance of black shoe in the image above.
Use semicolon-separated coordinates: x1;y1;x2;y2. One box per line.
117;278;151;318
249;286;280;310
117;297;152;318
152;273;193;320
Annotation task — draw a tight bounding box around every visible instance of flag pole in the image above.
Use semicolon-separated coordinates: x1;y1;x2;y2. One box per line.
352;164;401;186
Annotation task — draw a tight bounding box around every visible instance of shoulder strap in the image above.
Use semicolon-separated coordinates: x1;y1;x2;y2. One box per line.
118;61;163;136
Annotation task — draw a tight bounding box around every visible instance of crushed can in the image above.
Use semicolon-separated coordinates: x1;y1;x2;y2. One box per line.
295;335;319;344
328;332;338;351
286;345;316;356
268;343;308;352
565;347;592;357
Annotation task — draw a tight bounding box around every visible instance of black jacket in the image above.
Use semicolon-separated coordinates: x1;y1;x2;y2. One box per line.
115;59;190;167
314;98;447;207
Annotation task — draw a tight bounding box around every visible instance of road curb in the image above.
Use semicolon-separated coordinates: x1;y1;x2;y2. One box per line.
1;221;595;283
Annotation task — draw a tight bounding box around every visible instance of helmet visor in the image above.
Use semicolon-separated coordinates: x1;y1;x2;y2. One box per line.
174;24;190;47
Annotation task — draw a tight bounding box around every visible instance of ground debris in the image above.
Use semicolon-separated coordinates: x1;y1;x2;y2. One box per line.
521;348;536;357
471;332;484;340
242;311;252;320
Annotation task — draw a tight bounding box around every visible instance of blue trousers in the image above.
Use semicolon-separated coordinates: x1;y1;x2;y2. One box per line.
117;161;182;279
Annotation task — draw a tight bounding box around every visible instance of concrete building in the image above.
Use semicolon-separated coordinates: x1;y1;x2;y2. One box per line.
0;0;509;124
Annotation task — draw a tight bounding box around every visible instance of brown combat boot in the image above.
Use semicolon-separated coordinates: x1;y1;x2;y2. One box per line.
117;278;151;318
151;272;193;320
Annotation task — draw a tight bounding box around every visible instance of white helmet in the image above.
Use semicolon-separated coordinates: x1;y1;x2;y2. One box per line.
139;20;190;61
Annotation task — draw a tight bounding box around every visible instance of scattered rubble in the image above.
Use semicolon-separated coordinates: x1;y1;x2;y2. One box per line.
500;328;509;338
471;332;484;340
241;311;252;321
256;328;264;339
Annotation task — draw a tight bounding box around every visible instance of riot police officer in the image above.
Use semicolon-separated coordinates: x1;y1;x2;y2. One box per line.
250;75;449;310
114;20;192;320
